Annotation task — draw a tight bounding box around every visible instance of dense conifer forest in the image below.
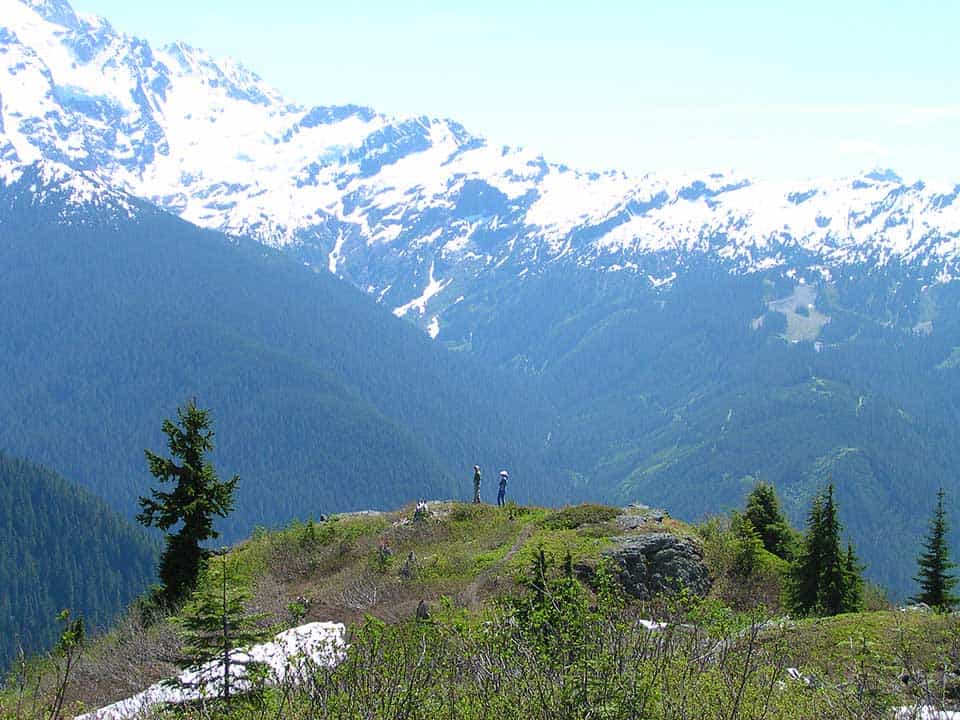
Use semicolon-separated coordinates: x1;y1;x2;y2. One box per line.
0;180;551;543
443;265;960;596
0;453;157;671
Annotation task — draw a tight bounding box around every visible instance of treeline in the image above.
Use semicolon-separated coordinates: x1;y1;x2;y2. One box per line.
710;479;960;617
0;453;157;671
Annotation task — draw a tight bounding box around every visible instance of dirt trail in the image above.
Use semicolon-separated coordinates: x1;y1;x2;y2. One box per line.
460;522;536;610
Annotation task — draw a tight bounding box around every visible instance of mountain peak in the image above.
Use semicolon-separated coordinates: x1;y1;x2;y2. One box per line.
18;0;79;29
863;167;903;184
2;0;960;324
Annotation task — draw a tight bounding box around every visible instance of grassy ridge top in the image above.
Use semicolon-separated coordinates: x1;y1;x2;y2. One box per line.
7;502;960;719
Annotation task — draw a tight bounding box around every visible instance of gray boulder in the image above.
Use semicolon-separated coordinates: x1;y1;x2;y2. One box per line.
615;503;669;531
602;533;710;600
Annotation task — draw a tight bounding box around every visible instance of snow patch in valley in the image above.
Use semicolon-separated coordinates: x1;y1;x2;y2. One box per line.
328;229;346;274
647;272;677;288
392;260;450;318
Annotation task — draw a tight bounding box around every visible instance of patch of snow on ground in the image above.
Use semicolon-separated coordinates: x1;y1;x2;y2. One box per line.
327;229;346;274
637;619;666;631
75;622;346;720
893;708;960;719
647;272;677;288
392;260;450;318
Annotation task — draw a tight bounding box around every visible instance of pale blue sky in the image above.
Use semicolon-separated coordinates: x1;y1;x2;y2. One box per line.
74;0;959;182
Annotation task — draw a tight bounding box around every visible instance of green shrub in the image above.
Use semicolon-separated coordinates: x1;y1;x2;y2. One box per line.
541;503;620;530
450;503;499;523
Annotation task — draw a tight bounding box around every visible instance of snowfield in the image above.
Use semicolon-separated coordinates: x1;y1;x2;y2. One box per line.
3;0;960;333
73;622;346;720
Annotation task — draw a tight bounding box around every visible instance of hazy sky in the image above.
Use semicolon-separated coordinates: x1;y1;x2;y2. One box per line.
73;0;959;183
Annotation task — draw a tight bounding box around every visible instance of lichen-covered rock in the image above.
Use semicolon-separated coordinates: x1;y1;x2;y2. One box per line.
602;532;710;600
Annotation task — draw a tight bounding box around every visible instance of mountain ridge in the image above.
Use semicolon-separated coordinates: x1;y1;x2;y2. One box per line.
5;0;960;600
2;0;959;338
0;160;552;538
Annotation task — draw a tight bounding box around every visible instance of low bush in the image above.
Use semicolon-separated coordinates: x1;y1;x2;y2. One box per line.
541;503;620;530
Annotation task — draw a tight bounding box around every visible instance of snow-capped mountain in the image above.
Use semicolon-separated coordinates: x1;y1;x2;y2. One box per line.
3;0;959;336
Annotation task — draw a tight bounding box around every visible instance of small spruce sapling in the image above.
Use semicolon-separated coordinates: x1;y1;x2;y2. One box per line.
175;552;270;702
912;487;959;611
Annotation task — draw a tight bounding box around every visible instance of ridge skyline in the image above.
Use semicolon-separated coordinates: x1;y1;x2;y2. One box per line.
3;0;960;338
28;0;960;184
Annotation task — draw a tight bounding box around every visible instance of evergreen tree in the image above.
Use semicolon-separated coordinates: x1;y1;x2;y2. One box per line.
788;485;863;616
912;488;958;611
177;553;270;701
815;485;846;615
788;492;824;616
842;543;865;612
744;481;795;559
138;401;239;604
731;511;765;577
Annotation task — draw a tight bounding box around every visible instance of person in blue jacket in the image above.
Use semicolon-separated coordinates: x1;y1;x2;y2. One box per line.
497;470;509;507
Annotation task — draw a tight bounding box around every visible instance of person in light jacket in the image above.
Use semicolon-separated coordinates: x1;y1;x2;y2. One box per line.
472;465;482;504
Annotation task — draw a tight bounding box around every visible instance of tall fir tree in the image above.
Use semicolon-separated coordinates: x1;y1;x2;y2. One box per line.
744;480;795;560
815;485;846;616
912;488;958;611
788;485;863;616
138;400;239;604
788;492;824;616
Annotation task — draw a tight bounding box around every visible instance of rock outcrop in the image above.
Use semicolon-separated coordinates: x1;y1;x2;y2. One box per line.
602;532;710;600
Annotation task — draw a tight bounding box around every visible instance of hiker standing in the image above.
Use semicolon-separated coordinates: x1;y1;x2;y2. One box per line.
497;470;509;506
472;465;482;504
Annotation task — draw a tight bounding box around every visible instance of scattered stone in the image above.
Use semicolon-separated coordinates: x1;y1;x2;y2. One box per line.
336;509;385;520
601;532;710;600
400;551;417;579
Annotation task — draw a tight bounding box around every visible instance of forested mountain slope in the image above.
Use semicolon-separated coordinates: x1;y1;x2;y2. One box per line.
0;452;157;672
0;162;551;539
446;263;960;596
2;160;958;596
3;0;960;599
